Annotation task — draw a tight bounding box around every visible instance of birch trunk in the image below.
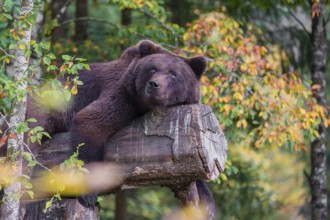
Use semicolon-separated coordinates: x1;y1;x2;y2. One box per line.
30;0;44;85
310;0;327;219
0;0;34;219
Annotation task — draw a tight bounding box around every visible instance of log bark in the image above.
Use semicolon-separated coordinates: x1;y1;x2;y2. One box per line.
22;104;227;219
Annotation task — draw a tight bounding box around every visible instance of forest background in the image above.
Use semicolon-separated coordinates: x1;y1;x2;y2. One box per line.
0;0;329;219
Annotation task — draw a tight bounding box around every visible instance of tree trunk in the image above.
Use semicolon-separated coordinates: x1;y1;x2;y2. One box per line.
0;0;34;219
30;0;44;85
74;0;88;41
51;0;69;41
115;191;127;220
310;0;327;219
116;9;130;217
121;8;132;26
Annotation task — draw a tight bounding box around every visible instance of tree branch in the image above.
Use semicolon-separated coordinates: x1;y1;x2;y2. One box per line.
59;17;120;29
136;8;180;47
53;0;74;20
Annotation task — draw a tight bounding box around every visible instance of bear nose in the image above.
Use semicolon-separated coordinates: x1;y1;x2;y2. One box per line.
148;80;160;90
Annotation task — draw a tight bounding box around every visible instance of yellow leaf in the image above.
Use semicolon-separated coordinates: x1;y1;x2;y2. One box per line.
5;57;10;64
19;44;26;49
233;21;239;29
209;61;215;68
220;173;227;181
242;119;247;129
71;86;78;95
299;108;306;115
183;33;189;41
240;63;248;72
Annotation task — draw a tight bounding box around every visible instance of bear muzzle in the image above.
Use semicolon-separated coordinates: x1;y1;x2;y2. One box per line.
148;80;160;90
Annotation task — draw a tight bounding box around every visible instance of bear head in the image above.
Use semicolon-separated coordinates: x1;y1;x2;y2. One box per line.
123;40;207;111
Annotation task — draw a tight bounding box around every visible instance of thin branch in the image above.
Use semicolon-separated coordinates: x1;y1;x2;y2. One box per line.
0;112;10;135
136;8;180;47
59;17;120;29
22;142;55;175
0;47;11;57
287;9;310;37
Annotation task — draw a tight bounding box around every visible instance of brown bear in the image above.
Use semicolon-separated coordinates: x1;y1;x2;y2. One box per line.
67;40;212;208
1;40;215;215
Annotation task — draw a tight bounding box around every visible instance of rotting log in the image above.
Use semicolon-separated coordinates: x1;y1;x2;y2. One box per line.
21;104;227;219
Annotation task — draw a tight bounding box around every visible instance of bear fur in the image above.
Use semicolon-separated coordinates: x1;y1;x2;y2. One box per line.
69;40;207;164
1;40;214;213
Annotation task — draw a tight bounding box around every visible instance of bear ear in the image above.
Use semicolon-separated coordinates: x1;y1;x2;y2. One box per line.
187;56;207;79
137;40;161;57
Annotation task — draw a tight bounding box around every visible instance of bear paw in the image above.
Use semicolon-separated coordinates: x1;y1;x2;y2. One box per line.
78;193;99;208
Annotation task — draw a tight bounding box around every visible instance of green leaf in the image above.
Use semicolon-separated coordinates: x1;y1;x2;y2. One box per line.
16;122;29;134
44;198;54;213
27;190;34;199
77;63;83;70
79;167;89;173
28;160;37;167
83;64;90;71
26;118;37;123
42;132;51;139
34;44;42;56
48;53;56;59
75;57;87;62
43;57;51;65
33;126;44;132
3;13;13;20
22;152;32;161
62;55;71;61
9;44;16;49
30;136;36;143
40;42;50;50
64;90;71;101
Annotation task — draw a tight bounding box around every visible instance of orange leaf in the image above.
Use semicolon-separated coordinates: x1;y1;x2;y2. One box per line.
64;81;71;89
60;64;67;73
312;84;321;90
9;133;17;139
0;135;8;148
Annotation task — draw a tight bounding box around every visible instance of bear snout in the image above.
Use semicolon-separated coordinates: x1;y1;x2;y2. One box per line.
148;80;160;90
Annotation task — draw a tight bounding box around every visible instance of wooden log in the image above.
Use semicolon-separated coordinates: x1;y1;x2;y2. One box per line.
22;104;227;219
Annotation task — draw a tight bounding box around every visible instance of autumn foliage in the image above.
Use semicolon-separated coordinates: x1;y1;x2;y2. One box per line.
182;12;328;151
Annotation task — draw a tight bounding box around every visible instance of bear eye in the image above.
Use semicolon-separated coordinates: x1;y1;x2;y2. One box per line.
149;68;157;74
169;71;176;79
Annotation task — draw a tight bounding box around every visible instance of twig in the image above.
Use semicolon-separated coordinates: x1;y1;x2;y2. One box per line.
22;142;55;175
0;47;11;57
